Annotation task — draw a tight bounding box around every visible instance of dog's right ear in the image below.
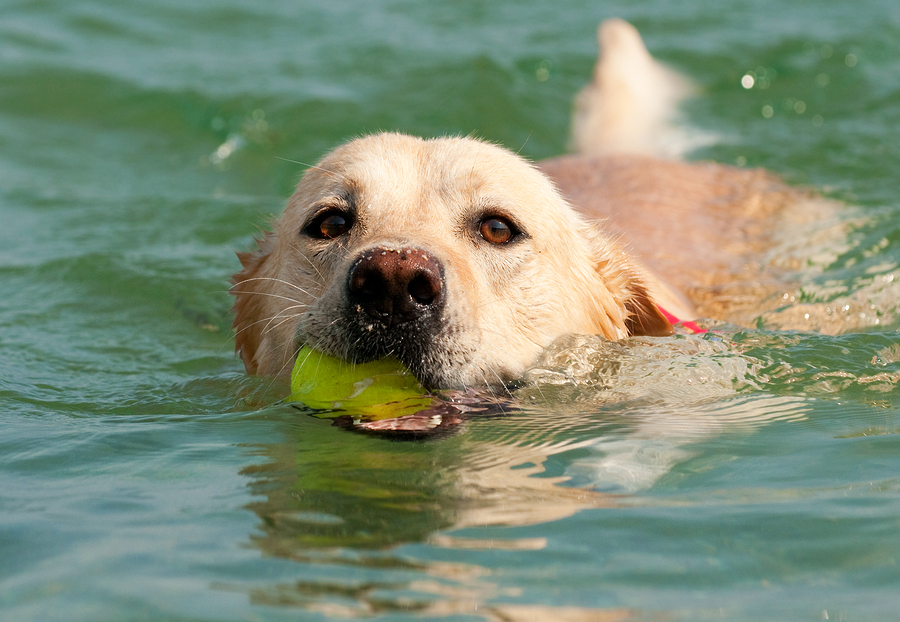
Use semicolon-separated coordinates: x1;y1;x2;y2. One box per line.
230;233;275;374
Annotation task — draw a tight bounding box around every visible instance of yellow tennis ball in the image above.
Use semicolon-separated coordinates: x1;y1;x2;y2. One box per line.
288;346;436;420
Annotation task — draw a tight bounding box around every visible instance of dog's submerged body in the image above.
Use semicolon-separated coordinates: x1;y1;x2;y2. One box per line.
231;20;810;390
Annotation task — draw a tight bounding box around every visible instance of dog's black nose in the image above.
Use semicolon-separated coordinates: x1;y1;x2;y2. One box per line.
347;247;443;325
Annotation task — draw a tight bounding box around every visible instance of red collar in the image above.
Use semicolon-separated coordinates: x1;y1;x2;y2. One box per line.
658;306;707;334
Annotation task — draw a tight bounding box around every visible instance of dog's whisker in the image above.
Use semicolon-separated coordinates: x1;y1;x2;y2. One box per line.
515;131;533;156
274;156;348;183
276;340;310;380
233;306;305;341
230;289;307;308
483;366;515;400
235;303;304;329
265;312;305;334
258;306;307;336
232;276;316;298
286;242;327;281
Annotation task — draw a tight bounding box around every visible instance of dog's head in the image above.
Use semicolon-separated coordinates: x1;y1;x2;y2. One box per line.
231;133;672;388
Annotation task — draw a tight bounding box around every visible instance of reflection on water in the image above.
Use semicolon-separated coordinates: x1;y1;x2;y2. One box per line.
240;413;619;617
237;333;820;617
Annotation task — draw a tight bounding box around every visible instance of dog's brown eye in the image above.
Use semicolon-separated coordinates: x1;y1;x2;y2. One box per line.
479;217;515;245
319;214;349;238
306;211;353;239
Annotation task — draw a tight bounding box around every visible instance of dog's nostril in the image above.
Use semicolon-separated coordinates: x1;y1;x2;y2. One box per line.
348;262;384;298
408;272;440;305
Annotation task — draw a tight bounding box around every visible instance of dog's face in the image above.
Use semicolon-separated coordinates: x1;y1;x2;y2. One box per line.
231;133;672;388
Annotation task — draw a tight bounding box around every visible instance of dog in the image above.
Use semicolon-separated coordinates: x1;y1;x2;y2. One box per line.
231;19;812;390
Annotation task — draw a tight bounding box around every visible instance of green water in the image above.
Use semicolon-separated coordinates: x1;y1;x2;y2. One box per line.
3;0;900;620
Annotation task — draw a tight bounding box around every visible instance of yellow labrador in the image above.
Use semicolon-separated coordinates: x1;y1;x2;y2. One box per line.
231;20;808;389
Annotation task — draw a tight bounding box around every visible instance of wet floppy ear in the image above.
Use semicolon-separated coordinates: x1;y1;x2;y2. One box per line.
624;283;676;337
582;221;675;338
230;233;276;374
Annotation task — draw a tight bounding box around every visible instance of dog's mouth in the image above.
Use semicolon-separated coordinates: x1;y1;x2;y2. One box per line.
341;313;444;379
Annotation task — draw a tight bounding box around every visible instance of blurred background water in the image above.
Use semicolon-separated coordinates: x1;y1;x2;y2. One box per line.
2;0;900;620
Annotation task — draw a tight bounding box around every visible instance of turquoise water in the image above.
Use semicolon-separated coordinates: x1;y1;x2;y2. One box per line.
3;0;900;620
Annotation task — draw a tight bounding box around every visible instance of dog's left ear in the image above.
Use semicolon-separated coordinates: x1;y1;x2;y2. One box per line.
624;285;675;336
230;233;276;374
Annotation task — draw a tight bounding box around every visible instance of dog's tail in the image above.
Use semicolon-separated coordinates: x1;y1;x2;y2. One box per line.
570;19;697;159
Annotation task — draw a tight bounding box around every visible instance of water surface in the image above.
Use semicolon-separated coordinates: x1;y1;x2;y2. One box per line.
3;1;900;620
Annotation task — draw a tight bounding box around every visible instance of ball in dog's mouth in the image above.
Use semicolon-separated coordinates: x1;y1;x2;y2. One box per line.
288;345;434;418
287;346;513;436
